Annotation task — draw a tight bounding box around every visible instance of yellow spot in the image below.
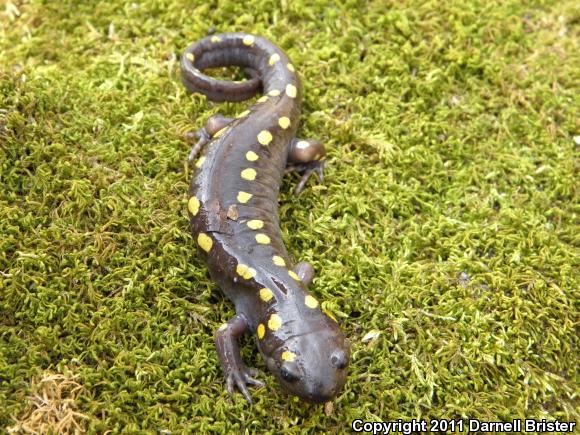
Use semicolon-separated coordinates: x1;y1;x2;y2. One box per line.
278;117;291;129
269;53;280;66
236;263;256;280
281;350;296;362
211;35;221;43
235;263;247;277
195;156;206;168
257;130;273;146
186;53;194;61
237;191;252;203
272;255;286;267
257;95;268;103
237;110;250;118
305;295;319;309
259;287;274;302
287;63;295;72
255;234;271;244
268;89;281;96
243;35;255;46
241;168;257;181
218;323;227;332
247;219;264;230
268;313;282;331
257;323;265;339
246;151;259;161
188;196;200;216
197;233;213;252
286;84;297;98
288;270;301;281
213;127;227;138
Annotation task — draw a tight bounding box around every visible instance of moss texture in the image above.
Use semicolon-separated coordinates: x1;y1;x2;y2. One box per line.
1;0;578;433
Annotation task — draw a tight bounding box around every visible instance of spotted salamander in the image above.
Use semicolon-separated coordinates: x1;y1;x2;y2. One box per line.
181;32;350;403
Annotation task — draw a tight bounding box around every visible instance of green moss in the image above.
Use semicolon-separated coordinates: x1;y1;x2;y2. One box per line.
1;0;578;432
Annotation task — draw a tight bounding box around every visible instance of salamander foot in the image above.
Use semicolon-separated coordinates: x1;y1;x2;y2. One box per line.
225;365;265;404
286;138;326;195
286;159;326;195
187;114;234;165
214;314;264;403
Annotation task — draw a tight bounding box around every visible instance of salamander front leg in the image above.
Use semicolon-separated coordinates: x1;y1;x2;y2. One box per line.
187;114;234;164
294;261;315;287
285;138;326;195
214;314;264;403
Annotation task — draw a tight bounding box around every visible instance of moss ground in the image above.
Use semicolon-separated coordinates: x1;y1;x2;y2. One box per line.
1;0;578;433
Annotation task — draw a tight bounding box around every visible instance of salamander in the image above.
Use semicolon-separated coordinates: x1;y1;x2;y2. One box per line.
181;32;350;403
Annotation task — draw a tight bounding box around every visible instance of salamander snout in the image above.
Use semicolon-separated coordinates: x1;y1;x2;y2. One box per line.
298;337;351;403
263;327;350;403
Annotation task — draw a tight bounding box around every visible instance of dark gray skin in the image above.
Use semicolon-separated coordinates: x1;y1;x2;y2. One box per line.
182;32;350;403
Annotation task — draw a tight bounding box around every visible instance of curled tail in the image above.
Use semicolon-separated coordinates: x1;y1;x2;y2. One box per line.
180;32;300;103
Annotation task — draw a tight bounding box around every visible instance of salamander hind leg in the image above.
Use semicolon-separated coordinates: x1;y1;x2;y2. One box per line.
187;114;234;164
214;314;264;403
286;138;326;195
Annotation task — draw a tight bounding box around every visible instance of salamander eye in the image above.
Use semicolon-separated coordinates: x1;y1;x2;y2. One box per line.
280;365;299;383
331;349;349;369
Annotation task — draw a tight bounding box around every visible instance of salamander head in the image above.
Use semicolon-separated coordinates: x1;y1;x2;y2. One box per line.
258;305;350;403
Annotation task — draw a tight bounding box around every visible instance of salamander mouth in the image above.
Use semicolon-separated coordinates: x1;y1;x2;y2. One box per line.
288;376;345;403
307;395;334;403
